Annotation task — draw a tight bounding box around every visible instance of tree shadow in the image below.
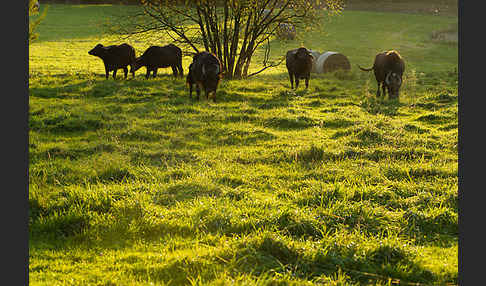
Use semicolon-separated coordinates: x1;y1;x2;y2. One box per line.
29;73;187;101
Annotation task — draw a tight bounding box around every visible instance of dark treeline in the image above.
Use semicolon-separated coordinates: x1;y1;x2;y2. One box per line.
39;0;328;7
39;0;457;4
40;0;140;4
39;0;226;5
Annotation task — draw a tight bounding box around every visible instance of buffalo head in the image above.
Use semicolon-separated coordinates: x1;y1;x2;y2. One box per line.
202;62;222;96
385;72;402;99
130;57;144;73
294;47;313;62
88;44;104;57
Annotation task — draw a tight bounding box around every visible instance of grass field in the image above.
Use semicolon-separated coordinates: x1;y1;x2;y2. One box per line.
29;4;458;285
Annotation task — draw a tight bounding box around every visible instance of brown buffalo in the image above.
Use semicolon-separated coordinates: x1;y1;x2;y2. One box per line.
358;50;405;99
186;51;223;102
286;47;314;89
88;43;136;80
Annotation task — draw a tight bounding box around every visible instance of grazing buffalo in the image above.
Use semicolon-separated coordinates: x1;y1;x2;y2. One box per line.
88;43;136;80
358;50;405;99
285;47;314;89
130;44;184;79
186;51;223;102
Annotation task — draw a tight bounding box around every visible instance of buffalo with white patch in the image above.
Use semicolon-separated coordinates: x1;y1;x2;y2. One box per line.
358;50;405;99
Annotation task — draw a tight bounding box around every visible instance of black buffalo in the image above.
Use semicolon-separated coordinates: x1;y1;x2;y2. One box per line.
286;47;314;89
88;43;136;79
186;52;223;103
358;50;405;99
130;44;184;79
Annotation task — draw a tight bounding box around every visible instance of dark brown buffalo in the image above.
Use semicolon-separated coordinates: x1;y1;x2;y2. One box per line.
88;43;136;79
358;50;405;99
186;51;223;102
131;44;184;79
286;47;314;89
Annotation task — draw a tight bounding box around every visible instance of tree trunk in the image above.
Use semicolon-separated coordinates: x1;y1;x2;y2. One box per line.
223;3;229;75
233;55;245;79
227;10;241;79
242;54;252;78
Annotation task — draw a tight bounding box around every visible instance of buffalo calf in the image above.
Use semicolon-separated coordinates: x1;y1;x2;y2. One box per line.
186;52;223;103
131;44;184;79
286;47;314;89
358;50;405;99
88;43;136;80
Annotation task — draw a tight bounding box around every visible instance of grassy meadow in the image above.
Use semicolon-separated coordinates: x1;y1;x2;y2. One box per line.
29;3;458;285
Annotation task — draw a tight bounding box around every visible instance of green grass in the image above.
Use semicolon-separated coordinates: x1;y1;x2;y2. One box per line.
29;4;458;285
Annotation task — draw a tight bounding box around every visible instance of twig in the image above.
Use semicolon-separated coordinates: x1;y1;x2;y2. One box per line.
246;57;285;78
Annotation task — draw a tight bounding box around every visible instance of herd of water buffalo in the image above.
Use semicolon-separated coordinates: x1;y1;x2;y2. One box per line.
88;43;405;102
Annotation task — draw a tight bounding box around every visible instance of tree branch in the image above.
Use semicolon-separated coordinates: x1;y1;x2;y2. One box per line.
246;57;285;78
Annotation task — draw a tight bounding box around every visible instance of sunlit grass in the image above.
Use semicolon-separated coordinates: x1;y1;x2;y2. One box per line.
29;4;457;285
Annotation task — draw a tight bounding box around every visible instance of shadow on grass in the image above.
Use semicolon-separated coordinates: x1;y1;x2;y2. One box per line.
116;236;445;284
224;233;440;285
29;71;338;107
30;72;187;98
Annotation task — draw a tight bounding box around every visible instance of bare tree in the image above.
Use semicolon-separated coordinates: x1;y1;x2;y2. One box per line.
112;0;344;79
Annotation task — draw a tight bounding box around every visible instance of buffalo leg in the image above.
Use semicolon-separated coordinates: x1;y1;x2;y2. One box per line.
196;84;201;101
376;82;381;97
288;72;294;89
153;68;158;78
178;64;184;78
105;67;110;79
382;84;387;98
130;64;135;78
305;77;309;89
123;67;128;79
189;83;193;98
295;78;300;90
171;66;178;78
145;68;150;79
112;69;117;80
